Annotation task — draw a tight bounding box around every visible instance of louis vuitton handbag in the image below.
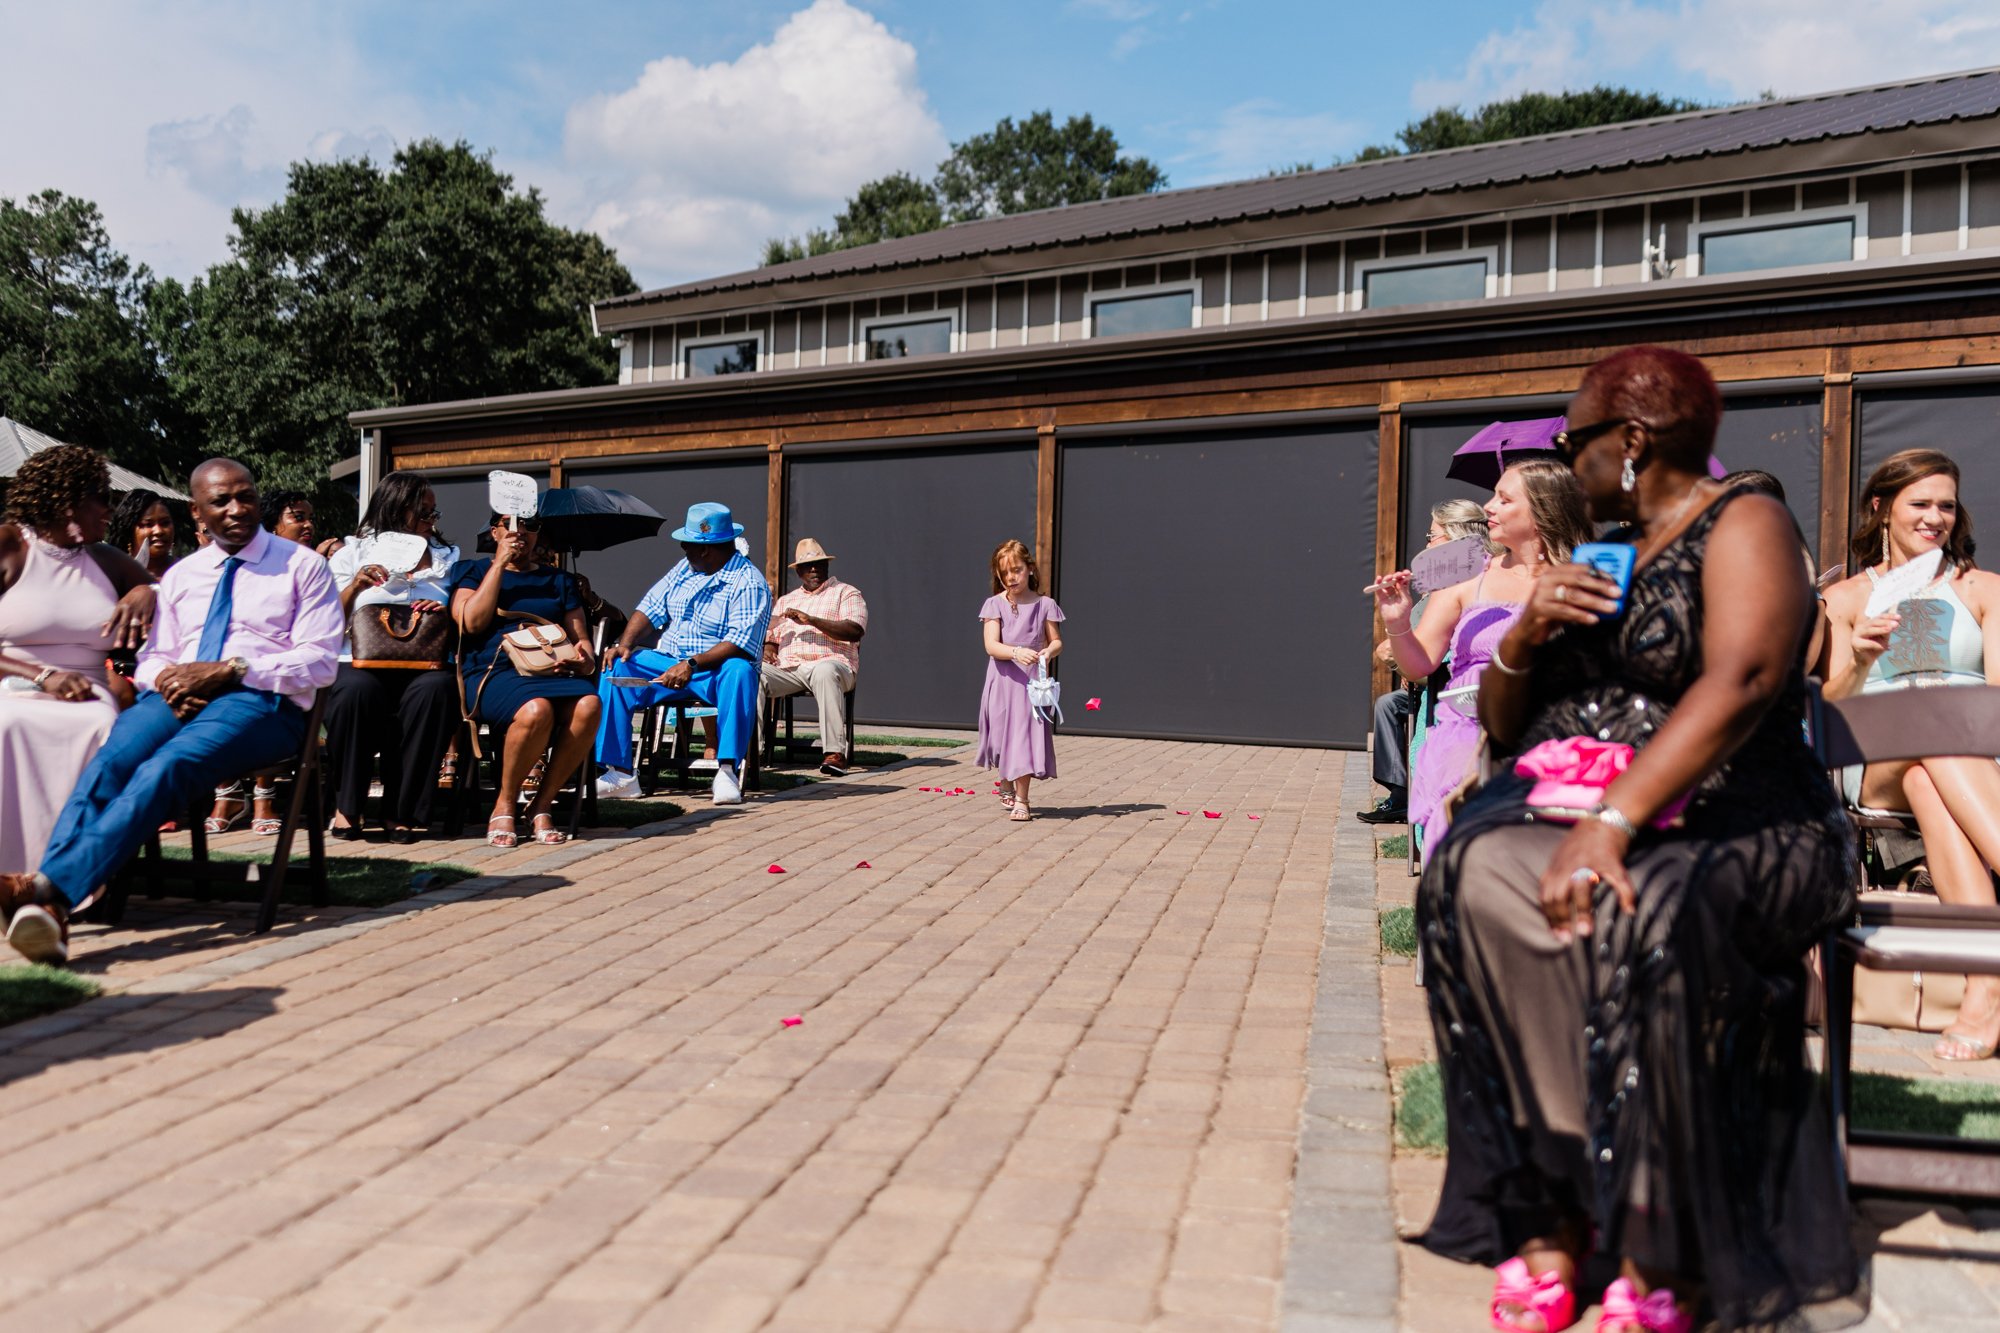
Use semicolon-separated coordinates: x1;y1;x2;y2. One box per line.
350;604;455;670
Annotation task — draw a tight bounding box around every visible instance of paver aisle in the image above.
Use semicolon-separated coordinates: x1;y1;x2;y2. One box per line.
0;735;1345;1332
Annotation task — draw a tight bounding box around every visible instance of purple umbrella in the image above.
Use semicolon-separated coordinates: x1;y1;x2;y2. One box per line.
1445;416;1565;489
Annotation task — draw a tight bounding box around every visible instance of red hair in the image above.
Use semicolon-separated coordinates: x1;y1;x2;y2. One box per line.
1576;345;1723;468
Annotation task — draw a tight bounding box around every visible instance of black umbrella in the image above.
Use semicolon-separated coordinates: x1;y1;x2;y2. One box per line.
529;486;665;553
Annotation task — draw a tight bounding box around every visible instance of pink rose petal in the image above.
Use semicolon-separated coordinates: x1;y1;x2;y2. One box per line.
767;864;786;874
1247;814;1261;820
1085;697;1102;710
855;860;872;868
1203;811;1222;819
780;1015;803;1027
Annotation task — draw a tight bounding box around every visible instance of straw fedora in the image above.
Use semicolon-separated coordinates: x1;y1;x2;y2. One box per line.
789;537;836;567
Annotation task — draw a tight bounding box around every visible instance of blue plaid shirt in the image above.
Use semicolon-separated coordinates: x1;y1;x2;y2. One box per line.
635;552;772;663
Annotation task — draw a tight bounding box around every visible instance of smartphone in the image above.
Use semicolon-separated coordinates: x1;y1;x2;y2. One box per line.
1571;542;1637;615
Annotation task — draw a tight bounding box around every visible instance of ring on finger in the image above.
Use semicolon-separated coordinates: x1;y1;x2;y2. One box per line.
1569;867;1600;887
1555;585;1570;603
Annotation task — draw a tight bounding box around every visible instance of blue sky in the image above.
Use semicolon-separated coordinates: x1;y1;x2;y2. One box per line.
4;0;1998;290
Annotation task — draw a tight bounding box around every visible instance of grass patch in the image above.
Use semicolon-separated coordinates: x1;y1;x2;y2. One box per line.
589;799;686;829
0;965;99;1027
1380;906;1417;958
1378;833;1409;861
1394;1061;1447;1155
160;847;477;908
1854;1072;2000;1140
784;732;968;750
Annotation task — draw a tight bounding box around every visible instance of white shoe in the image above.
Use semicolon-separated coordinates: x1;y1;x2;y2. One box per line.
690;757;719;772
712;763;743;806
595;770;641;799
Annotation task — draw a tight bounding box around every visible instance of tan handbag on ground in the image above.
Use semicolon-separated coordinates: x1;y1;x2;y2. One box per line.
1848;889;1965;1033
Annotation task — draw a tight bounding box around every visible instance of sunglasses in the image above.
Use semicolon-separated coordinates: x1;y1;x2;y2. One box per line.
500;518;542;532
414;507;439;521
1551;417;1629;463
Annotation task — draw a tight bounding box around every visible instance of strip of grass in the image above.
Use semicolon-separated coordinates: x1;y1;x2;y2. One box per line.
1854;1071;2000;1139
1394;1061;1447;1154
1379;833;1409;861
160;847;477;908
1380;906;1417;958
0;965;99;1027
785;732;968;750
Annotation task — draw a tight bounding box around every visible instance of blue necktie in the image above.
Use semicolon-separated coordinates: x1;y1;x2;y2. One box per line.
196;556;243;661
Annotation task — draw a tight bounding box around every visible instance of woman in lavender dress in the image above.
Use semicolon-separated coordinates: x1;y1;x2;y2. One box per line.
1373;459;1591;862
978;539;1065;822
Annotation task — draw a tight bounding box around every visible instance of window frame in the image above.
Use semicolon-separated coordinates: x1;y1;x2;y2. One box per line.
1351;246;1500;310
1686;202;1868;278
680;330;765;379
1084;279;1202;340
858;308;961;361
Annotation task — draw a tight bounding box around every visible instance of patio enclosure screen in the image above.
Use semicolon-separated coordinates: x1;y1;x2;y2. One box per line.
1857;383;2000;571
1057;422;1379;747
564;456;769;621
786;442;1038;729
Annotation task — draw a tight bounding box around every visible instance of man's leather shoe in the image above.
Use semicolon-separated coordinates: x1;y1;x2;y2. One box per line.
1355;804;1408;826
819;754;851;777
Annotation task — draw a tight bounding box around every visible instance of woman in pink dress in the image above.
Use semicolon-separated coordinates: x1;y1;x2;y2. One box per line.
0;446;156;873
978;539;1065;822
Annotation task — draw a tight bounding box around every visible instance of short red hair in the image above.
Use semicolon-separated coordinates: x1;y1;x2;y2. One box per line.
1576;345;1723;468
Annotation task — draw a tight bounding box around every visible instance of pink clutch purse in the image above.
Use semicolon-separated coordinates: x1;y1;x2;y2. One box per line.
1513;736;1690;828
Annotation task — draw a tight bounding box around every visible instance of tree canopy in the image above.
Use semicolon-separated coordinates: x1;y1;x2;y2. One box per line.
155;139;635;498
1354;86;1709;161
764;111;1164;265
0;191;190;481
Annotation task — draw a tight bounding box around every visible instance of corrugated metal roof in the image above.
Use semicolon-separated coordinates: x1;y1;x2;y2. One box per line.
603;66;2000;310
0;418;189;498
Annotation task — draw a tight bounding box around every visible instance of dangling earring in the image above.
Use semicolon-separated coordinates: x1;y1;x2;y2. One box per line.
1620;458;1637;493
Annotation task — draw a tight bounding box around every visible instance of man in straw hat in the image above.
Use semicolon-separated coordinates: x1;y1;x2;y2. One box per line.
763;538;869;775
595;502;770;805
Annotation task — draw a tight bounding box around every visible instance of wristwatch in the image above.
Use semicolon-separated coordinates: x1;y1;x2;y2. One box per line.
227;656;250;683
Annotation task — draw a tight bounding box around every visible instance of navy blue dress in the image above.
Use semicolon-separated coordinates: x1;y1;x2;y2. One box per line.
449;559;596;724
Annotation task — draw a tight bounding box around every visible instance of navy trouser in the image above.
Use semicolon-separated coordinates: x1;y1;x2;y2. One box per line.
41;690;308;908
596;650;758;768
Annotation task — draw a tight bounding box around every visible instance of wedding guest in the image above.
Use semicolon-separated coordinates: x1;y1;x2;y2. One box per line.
978;539;1064;822
108;488;181;579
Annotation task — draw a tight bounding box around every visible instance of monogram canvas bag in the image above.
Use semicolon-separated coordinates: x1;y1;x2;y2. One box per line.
350;604;455;670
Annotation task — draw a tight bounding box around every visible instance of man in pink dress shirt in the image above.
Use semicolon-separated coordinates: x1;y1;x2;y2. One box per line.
0;459;343;962
762;538;867;776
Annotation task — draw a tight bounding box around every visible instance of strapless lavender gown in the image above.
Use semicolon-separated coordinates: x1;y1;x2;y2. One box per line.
1408;600;1523;857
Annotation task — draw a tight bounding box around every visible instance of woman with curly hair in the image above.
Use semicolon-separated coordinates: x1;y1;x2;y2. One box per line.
0;446;157;872
108;488;183;579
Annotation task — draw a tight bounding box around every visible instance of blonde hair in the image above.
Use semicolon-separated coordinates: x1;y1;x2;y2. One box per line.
1504;458;1593;564
1429;498;1489;544
990;538;1041;594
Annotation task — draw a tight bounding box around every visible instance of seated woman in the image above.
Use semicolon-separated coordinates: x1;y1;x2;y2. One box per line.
0;447;155;873
1421;347;1860;1332
450;514;600;848
1822;448;2000;1061
321;472;463;843
108;488;181;580
1373;459;1591;860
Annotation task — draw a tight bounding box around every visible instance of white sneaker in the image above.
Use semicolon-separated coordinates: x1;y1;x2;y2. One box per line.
712;762;743;806
595;769;641;799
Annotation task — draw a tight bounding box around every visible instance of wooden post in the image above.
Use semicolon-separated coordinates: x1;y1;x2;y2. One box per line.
1821;351;1855;575
766;435;784;591
1036;421;1058;595
1373;400;1402;700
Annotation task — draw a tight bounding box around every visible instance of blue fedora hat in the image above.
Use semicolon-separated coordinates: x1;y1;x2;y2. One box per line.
672;501;746;544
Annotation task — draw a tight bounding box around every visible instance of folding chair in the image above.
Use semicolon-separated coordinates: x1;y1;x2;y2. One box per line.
634;697;763;795
1812;683;2000;1197
102;692;330;935
441;715;595;839
1404;664;1447;876
763;679;859;767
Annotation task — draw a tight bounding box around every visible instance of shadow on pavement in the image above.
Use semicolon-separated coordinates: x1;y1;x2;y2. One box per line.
0;985;282;1084
1034;803;1166;820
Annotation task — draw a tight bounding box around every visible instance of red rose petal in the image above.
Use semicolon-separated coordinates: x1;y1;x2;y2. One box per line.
1203;811;1222;819
1085;697;1102;710
1247;814;1261;820
767;864;786;873
780;1015;803;1027
855;860;872;868
1176;810;1190;815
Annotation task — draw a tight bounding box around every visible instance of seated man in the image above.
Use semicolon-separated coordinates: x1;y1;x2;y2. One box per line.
1359;637;1415;825
595;502;771;805
0;459;343;961
763;538;868;775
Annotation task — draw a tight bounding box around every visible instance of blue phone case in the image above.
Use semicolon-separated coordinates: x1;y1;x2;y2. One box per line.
1572;542;1636;614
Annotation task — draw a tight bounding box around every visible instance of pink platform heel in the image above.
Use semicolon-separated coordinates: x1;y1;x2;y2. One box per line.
1594;1277;1692;1333
1491;1256;1578;1332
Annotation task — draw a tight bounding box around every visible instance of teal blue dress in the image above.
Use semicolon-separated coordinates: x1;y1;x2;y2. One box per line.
449;559;595;724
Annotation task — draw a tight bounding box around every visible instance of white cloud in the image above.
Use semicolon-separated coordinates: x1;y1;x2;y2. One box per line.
1173;99;1366;184
561;0;945;282
1419;0;2000;110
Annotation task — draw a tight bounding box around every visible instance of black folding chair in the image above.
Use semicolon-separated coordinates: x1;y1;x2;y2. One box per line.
762;679;858;767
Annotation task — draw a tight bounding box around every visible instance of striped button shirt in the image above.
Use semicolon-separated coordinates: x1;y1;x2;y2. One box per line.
636;553;772;663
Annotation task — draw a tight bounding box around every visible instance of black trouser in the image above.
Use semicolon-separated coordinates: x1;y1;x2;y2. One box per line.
1372;686;1417;794
323;664;461;828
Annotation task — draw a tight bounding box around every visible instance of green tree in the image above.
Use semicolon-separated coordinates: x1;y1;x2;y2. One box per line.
0;191;190;480
164;139;636;497
935;111;1165;221
1357;86;1708;159
764;111;1165;264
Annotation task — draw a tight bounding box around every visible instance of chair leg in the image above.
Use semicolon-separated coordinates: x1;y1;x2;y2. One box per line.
1823;934;1856;1174
305;758;328;908
673;711;694;786
258;764;311;934
638;705;658;797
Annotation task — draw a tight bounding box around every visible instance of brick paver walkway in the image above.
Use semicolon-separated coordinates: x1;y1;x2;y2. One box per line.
0;735;1343;1332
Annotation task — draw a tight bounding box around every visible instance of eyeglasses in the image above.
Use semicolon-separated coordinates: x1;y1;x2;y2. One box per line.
414;507;439;521
1552;418;1629;463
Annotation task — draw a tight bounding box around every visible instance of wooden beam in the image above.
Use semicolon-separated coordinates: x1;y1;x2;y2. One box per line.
1820;350;1855;573
1373;401;1402;701
1036;422;1058;594
767;440;784;590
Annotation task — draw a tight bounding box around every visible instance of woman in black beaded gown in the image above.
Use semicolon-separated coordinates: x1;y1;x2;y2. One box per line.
1419;346;1864;1332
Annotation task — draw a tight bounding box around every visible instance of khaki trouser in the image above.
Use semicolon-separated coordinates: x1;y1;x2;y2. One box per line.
762;659;856;755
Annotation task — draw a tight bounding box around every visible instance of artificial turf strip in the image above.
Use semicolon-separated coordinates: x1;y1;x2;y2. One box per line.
1380;906;1418;958
1394;1061;1447;1155
159;847;477;908
1378;833;1410;861
1853;1071;2000;1139
0;965;100;1027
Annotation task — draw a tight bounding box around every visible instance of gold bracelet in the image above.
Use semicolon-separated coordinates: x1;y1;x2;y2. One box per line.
1489;644;1530;677
1386;627;1414;637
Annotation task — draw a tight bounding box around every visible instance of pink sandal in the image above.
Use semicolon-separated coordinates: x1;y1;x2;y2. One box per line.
1594;1278;1691;1333
1490;1256;1578;1333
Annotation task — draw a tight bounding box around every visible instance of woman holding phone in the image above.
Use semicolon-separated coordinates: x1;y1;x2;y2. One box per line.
1418;347;1859;1332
